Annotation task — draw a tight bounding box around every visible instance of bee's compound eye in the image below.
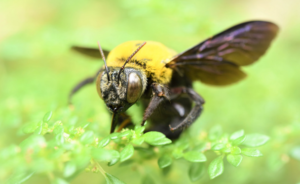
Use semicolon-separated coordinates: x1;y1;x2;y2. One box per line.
127;72;142;103
96;71;104;99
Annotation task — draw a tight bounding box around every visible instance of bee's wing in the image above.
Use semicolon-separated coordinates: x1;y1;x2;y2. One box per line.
71;46;110;59
166;21;279;85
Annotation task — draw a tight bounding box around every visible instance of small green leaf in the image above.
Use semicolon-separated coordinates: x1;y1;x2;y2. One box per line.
108;158;119;166
131;137;144;145
230;129;244;140
241;148;263;157
98;137;110;148
222;147;231;153
183;151;207;162
34;121;43;135
143;131;165;142
147;137;171;146
80;131;94;144
209;125;222;140
119;131;132;138
231;135;246;145
22;122;38;134
63;162;76;178
92;148;120;162
231;146;241;154
141;175;155;184
188;162;205;182
158;155;172;168
105;173;125;184
43;111;52;122
242;134;270;147
172;148;183;159
227;154;242;167
52;178;69;184
211;143;226;151
6;172;34;184
143;132;171;146
120;144;134;162
110;132;120;140
135;126;145;135
208;156;224;179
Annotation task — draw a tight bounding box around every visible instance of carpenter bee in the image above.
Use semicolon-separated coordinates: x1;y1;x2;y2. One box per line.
69;21;278;139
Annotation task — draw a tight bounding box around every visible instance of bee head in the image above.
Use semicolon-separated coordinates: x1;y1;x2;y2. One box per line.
96;41;147;133
96;67;146;113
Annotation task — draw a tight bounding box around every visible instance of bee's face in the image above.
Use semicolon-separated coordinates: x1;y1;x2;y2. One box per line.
96;67;146;113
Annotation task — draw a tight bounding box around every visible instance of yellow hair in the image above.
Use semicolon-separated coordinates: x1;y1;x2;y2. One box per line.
106;41;176;84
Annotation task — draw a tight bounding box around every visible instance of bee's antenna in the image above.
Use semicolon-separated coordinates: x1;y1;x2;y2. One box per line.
97;41;110;81
117;42;146;84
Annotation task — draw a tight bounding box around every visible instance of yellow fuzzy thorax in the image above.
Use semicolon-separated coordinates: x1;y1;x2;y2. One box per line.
106;41;176;84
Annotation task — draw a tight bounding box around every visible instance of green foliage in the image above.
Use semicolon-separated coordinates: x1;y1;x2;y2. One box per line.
1;0;300;183
0;111;273;183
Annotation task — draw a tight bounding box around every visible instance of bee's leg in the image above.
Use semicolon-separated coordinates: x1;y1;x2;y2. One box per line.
168;87;205;131
141;83;169;126
68;76;95;104
116;113;134;132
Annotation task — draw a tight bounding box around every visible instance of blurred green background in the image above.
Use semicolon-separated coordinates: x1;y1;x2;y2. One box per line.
1;0;300;183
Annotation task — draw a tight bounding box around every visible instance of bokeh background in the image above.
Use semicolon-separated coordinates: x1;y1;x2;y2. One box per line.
1;0;300;183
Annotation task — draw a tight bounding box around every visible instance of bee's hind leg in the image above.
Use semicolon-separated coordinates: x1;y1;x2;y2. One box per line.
168;87;205;131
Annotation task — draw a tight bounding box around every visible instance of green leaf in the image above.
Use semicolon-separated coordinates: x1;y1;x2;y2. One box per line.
120;144;134;162
230;129;244;140
110;133;120;140
209;125;222;140
34;120;43;135
208;156;224;179
141;175;155;184
63;162;76;178
183;151;207;162
92;148;120;162
143;131;165;142
241;148;263;157
20;135;46;151
211;143;226;151
22;122;38;134
143;132;171;146
231;135;245;145
188;162;205;182
230;130;245;145
172;148;183;159
98;137;110;148
105;173;125;184
52;178;69;184
131;137;144;145
242;134;270;147
222;147;231;153
231;146;241;154
108;158;119;166
43;111;53;122
80;131;94;144
119;131;132;138
6;172;34;184
135;126;145;135
158;155;172;168
227;154;242;167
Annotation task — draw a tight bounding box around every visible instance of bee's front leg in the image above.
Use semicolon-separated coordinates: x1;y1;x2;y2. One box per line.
141;83;169;126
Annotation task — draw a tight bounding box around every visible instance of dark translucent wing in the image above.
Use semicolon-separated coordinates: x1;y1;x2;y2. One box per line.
166;21;279;85
71;46;110;59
